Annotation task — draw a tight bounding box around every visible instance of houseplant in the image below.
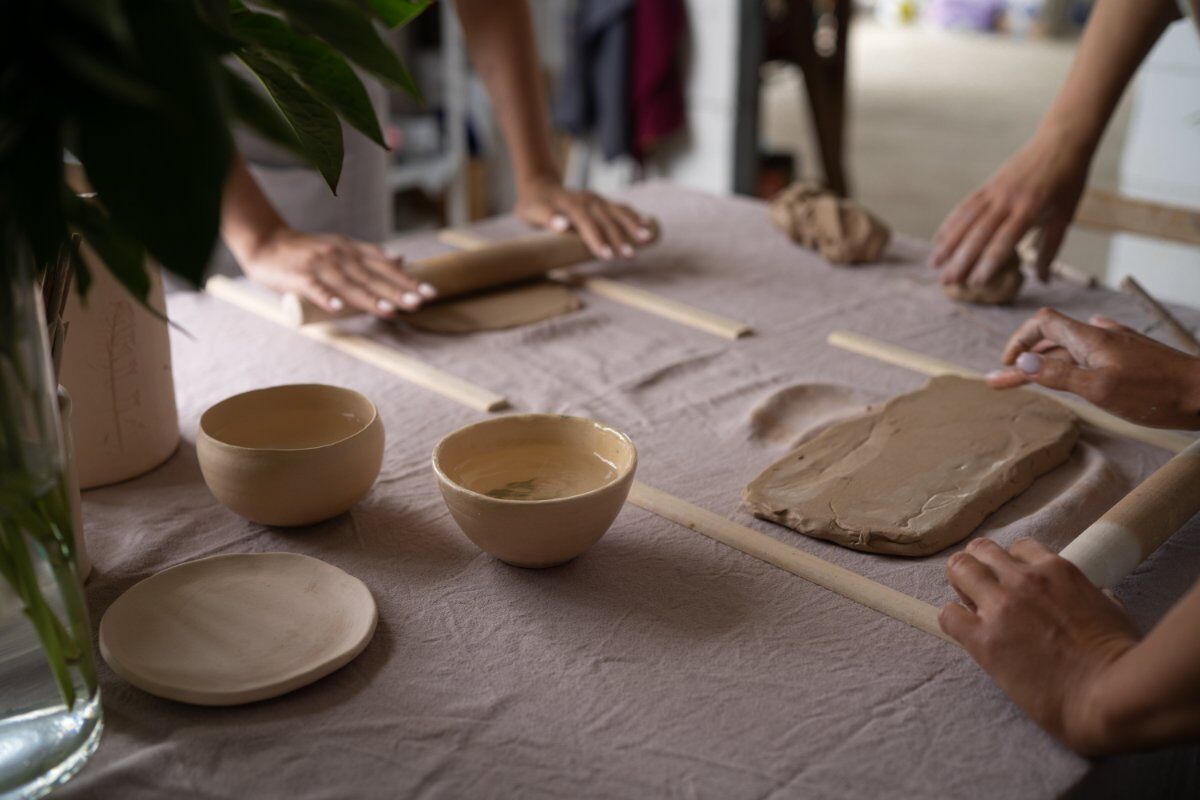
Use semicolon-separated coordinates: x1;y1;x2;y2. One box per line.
0;1;430;795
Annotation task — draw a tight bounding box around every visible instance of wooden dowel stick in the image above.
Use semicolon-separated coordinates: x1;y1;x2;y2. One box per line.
628;481;953;642
1118;275;1200;356
437;229;754;341
827;330;1197;454
205;276;509;413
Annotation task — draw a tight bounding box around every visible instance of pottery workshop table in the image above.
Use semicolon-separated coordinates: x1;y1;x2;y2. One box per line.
67;184;1200;799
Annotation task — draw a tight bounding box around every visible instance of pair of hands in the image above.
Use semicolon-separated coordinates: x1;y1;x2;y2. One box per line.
943;307;1200;755
240;179;654;318
931;130;1090;288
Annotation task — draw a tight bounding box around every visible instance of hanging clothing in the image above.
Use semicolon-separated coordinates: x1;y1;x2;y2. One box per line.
631;0;686;158
554;0;635;161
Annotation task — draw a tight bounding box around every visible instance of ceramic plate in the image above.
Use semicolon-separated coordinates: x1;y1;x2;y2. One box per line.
99;552;377;706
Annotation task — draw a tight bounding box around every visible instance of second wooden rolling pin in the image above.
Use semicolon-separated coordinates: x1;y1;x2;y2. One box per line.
285;227;658;326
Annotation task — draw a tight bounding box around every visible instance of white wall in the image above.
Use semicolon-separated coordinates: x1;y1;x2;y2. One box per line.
1109;20;1200;308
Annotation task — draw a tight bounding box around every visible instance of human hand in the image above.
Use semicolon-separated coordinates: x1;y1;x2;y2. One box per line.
985;308;1200;430
931;132;1091;287
238;227;436;318
516;177;656;261
941;538;1140;755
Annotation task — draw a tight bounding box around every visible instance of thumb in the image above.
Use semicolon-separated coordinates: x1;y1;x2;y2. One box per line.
1014;351;1094;397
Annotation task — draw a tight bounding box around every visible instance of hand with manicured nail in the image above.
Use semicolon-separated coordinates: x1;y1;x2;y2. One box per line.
515;177;656;262
237;227;436;319
985;307;1200;429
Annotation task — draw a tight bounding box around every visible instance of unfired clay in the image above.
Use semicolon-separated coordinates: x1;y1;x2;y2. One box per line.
197;384;384;526
59;246;179;488
98;552;377;706
942;254;1024;305
433;414;637;568
743;376;1078;556
406;282;581;334
768;181;890;265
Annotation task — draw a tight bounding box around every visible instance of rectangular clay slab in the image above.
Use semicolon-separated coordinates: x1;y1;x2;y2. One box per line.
743;376;1079;556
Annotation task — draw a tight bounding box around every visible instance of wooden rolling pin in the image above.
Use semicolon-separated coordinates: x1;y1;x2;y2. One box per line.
1060;439;1200;588
285;226;659;326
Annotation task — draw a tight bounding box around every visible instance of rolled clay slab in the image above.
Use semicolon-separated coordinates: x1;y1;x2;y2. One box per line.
743;375;1079;556
405;282;581;334
768;181;890;265
942;255;1024;305
99;552;377;705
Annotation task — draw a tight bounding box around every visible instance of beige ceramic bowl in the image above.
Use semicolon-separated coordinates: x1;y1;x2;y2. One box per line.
197;384;384;526
432;414;637;568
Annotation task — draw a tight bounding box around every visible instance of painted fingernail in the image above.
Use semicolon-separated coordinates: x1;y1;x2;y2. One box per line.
377;299;396;313
600;245;614;259
328;297;344;311
417;282;437;299
985;369;1008;381
1016;352;1043;375
401;291;421;309
637;227;653;241
619;244;635;258
551;215;570;232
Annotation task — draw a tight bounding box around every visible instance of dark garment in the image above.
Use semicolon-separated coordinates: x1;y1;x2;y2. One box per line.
554;0;635;161
631;0;686;158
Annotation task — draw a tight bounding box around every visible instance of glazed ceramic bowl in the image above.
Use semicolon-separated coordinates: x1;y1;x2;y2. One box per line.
197;384;384;526
432;414;637;568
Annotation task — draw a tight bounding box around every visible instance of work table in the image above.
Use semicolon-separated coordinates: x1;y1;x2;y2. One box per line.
65;183;1200;798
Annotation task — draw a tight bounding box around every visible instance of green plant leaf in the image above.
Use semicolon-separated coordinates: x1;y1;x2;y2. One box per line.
238;52;343;191
64;195;149;299
231;7;385;147
365;0;432;28
269;0;422;99
73;0;231;288
222;66;305;156
0;122;68;269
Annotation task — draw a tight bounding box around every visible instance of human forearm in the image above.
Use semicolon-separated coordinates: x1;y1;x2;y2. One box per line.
220;153;288;264
1074;581;1200;755
1037;0;1179;155
452;0;560;192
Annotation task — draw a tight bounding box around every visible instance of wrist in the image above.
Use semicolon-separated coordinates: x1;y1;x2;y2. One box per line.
1061;637;1140;756
514;165;561;199
1034;113;1102;165
228;219;288;268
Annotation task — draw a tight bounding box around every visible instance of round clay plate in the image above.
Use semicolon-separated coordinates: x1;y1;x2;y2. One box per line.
99;552;377;706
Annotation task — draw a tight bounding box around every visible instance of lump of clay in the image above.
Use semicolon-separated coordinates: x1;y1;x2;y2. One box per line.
742;375;1078;557
768;181;890;265
405;282;581;334
942;254;1024;305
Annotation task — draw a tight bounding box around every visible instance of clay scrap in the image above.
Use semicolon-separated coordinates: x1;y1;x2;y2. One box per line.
406;282;581;334
768;181;890;265
942;253;1024;305
743;375;1078;556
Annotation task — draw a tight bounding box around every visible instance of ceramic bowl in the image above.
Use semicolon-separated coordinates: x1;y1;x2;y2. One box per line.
197;384;384;526
432;414;637;568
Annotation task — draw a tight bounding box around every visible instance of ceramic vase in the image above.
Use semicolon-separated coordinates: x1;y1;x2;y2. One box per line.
58;243;179;489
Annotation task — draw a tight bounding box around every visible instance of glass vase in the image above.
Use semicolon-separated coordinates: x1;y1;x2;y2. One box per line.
0;229;102;799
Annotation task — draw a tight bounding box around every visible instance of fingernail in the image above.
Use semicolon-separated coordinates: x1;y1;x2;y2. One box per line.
619;244;635;258
417;282;437;299
600;245;614;260
401;291;421;309
377;299;396;313
551;215;569;232
985;369;1008;381
328;297;344;311
1016;352;1043;375
637;227;653;241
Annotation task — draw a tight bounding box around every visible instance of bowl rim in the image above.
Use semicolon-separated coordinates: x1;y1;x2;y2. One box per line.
431;413;638;506
199;383;379;454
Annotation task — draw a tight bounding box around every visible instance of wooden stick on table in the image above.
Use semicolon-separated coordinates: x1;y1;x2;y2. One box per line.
437;229;754;341
205;276;509;413
827;329;1197;454
628;481;952;641
1118;275;1200;356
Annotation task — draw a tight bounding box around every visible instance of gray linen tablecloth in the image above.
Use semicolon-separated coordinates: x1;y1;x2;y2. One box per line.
62;184;1200;799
